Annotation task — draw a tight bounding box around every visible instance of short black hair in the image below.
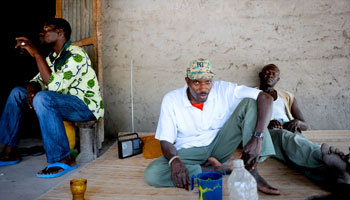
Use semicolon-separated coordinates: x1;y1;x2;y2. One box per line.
262;64;280;73
45;18;72;41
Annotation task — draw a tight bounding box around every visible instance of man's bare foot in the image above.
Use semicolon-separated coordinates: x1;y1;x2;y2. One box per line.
250;167;281;195
201;157;233;174
321;143;350;184
0;146;21;162
37;155;76;176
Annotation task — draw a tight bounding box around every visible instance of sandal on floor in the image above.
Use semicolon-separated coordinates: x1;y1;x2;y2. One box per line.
0;160;20;166
18;146;45;157
36;162;77;178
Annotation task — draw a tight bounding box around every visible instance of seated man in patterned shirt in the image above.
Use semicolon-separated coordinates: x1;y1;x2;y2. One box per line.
0;18;104;178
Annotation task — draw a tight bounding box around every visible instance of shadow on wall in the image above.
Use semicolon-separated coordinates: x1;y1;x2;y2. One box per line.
2;0;56;138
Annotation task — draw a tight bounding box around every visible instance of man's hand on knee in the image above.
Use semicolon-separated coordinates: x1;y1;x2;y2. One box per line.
268;120;283;129
170;158;190;190
283;119;301;133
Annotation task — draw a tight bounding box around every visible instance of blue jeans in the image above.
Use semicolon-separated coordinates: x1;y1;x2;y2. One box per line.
0;86;96;163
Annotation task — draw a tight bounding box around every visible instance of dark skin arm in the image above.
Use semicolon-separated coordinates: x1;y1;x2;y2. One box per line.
15;37;52;85
15;37;50;109
283;98;309;133
160;140;190;190
241;92;273;171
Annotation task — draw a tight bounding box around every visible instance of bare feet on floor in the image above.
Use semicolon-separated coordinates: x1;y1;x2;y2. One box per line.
250;167;281;195
203;157;280;195
37;155;76;176
201;157;233;174
321;143;350;184
0;146;21;162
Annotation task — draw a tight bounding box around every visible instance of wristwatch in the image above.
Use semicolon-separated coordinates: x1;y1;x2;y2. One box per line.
252;131;264;138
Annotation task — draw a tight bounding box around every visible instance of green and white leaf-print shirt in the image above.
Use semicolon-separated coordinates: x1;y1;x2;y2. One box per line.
31;44;104;120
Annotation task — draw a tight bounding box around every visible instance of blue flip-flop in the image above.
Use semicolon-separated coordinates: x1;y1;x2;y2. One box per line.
0;160;20;166
36;162;78;178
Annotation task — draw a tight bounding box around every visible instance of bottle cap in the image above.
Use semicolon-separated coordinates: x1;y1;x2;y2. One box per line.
232;159;244;168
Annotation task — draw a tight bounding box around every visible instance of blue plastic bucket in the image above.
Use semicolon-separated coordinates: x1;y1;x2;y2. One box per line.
190;171;222;200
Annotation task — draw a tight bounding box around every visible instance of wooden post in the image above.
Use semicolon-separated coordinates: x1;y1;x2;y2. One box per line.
55;0;62;18
95;0;104;149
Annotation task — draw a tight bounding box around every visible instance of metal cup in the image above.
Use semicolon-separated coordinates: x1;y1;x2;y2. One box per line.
70;179;87;200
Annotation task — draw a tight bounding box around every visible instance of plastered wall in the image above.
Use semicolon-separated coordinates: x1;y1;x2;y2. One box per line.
102;0;350;136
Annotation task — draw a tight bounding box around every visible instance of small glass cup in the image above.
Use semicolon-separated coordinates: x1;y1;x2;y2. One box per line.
70;179;87;200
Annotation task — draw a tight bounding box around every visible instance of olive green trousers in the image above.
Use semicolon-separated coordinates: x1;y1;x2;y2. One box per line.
269;129;323;168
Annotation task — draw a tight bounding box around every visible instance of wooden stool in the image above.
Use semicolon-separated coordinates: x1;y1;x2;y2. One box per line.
75;120;98;163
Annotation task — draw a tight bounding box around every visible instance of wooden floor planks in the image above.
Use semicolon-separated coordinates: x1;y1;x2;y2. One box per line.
39;130;350;200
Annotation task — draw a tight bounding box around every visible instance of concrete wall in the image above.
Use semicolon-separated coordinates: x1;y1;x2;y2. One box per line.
102;0;350;136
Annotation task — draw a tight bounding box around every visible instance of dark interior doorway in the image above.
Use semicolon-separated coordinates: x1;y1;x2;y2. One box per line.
2;0;56;138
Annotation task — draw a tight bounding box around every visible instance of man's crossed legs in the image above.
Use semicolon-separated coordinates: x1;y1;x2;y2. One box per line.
145;98;280;194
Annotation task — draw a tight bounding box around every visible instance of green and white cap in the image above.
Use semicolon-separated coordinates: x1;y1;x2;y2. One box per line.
186;58;215;80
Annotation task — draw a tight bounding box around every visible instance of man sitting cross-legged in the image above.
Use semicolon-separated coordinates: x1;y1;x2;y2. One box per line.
145;58;281;195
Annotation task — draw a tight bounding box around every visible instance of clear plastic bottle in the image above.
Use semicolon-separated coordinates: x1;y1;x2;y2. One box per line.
227;159;258;200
